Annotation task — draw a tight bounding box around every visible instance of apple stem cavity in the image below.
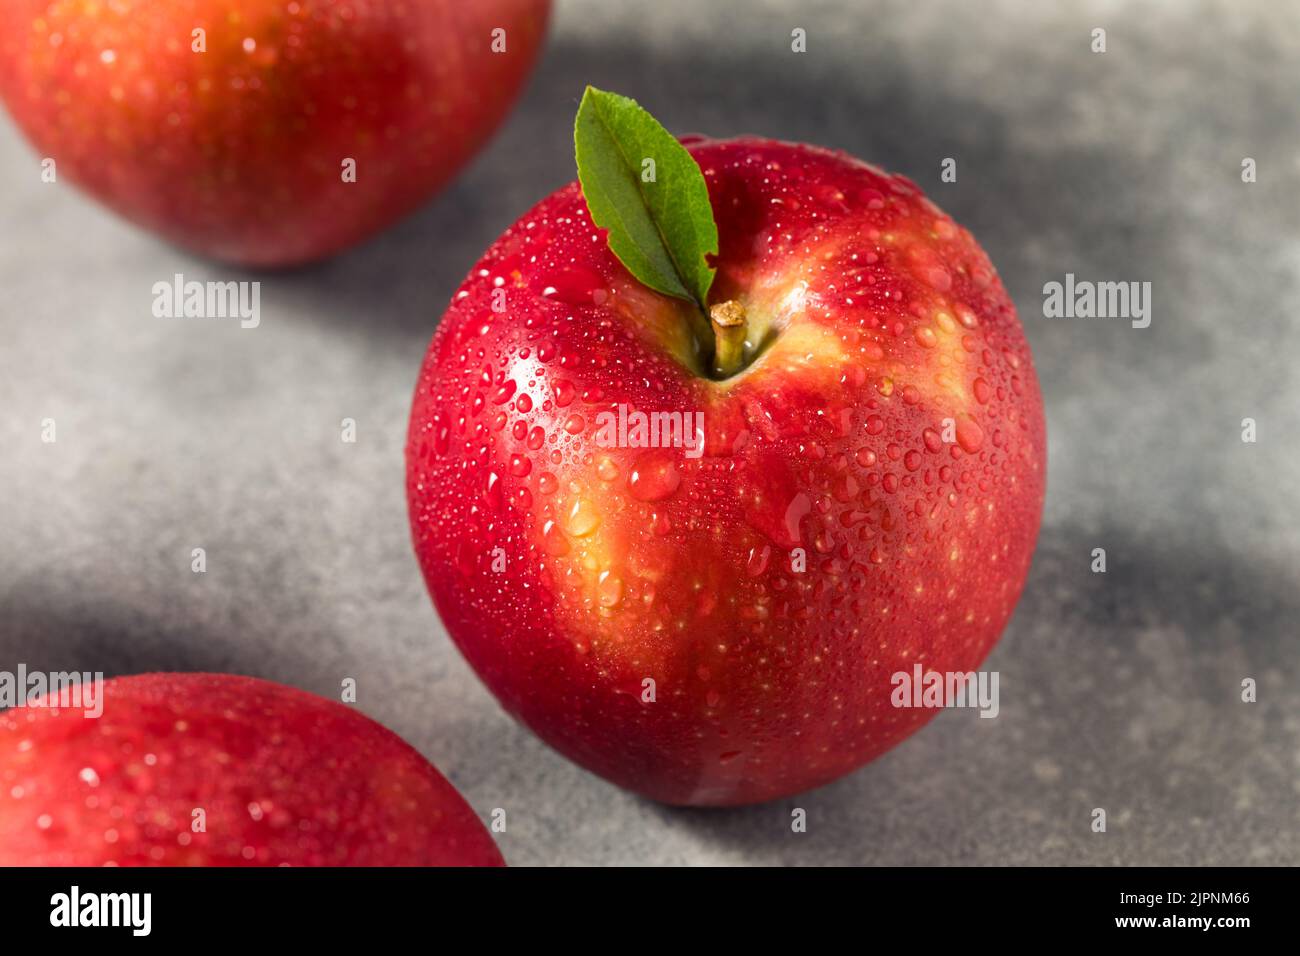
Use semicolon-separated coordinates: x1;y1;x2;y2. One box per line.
576;86;754;379
709;300;748;378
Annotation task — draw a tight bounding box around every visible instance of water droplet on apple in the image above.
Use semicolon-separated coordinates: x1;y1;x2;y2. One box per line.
491;380;517;405
597;571;623;608
923;265;951;291
540;267;608;306
566;497;601;537
542;519;569;556
628;451;681;502
783;492;812;544
859;187;886;209
833;474;860;502
956;416;984;453
484;472;503;510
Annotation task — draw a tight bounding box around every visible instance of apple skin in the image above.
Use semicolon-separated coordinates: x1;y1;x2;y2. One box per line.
407;137;1046;806
0;0;549;267
0;673;504;866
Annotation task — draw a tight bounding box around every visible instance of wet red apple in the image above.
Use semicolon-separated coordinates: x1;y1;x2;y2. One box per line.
0;673;504;865
0;0;550;266
407;136;1046;805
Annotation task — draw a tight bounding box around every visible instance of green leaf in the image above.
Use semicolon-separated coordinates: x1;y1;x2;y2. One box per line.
574;86;717;309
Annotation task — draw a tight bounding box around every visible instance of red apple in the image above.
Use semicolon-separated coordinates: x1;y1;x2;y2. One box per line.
407;135;1046;806
0;0;550;266
0;673;504;866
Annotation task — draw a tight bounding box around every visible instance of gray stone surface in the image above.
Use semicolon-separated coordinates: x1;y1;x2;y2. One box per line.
1;0;1297;865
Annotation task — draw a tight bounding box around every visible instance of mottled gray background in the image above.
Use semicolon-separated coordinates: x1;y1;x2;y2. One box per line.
2;0;1297;865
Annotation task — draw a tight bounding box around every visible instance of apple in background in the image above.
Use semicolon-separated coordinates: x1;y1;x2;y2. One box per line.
0;673;504;866
407;92;1046;806
0;0;550;267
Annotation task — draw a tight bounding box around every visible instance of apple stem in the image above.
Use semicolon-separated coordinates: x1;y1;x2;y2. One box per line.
709;300;747;378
